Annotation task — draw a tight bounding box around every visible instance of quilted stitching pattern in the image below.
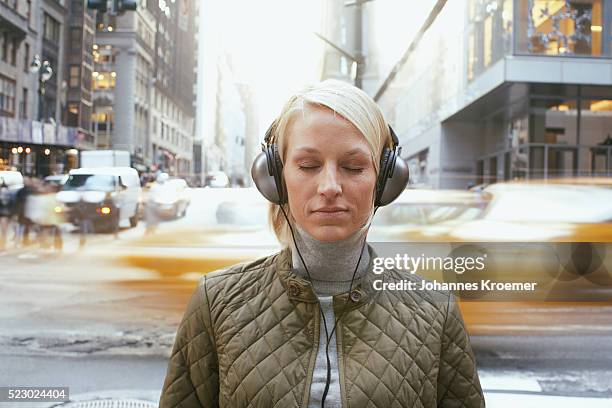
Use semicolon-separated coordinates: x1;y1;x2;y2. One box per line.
159;248;485;408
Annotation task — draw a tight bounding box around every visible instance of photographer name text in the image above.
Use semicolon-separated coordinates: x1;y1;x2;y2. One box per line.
372;279;538;292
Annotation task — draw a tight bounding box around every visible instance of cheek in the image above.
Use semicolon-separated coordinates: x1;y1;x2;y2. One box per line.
347;174;377;208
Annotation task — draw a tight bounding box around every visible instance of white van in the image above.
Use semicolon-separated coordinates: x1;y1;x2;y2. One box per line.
56;167;142;231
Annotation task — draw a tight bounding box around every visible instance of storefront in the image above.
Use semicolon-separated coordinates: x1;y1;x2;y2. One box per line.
459;83;612;183
0;117;86;177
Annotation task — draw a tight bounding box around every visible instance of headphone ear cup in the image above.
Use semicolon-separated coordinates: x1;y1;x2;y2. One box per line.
377;155;409;206
271;144;287;204
375;148;392;206
251;151;281;204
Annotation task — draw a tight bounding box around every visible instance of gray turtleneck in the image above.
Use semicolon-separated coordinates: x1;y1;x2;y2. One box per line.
290;224;370;408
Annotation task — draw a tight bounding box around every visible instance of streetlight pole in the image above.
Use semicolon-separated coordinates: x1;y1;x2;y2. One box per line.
314;0;374;89
30;55;54;122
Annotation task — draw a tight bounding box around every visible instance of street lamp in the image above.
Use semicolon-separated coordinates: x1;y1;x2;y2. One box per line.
314;0;373;88
30;55;54;121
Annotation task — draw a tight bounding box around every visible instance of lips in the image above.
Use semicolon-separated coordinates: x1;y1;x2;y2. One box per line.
313;206;347;213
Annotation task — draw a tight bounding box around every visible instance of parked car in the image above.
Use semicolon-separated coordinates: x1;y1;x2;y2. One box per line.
56;167;142;232
0;171;24;218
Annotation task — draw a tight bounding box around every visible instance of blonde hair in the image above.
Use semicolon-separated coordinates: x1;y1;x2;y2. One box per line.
268;79;393;247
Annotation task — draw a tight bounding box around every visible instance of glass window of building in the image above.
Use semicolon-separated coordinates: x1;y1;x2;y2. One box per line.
0;75;16;117
23;42;29;72
70;28;82;50
67;103;79;127
69;65;80;88
44;14;61;43
516;0;604;56
92;71;116;90
580;97;612;175
466;0;513;81
1;32;7;62
20;87;27;119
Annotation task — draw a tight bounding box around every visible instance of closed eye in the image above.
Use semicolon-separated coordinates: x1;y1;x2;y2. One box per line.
299;165;320;171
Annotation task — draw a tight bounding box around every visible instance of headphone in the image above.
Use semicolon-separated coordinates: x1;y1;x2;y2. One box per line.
250;118;409;407
251;120;409;207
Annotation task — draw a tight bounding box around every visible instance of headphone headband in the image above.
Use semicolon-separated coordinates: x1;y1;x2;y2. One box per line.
252;119;409;206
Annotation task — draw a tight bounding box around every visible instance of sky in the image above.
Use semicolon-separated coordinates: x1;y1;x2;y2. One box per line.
198;0;436;145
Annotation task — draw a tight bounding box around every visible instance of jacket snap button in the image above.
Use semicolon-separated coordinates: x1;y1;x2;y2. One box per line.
304;327;314;338
288;283;301;297
350;290;362;302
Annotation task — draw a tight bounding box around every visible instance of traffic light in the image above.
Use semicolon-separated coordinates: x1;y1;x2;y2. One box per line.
114;0;137;12
87;0;108;12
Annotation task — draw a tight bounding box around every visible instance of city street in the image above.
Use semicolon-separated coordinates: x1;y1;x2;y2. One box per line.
3;0;612;406
1;188;611;406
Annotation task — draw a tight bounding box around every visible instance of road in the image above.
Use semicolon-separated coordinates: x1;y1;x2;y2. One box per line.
0;188;611;406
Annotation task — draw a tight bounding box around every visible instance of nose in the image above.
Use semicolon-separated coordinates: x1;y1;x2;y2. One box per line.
317;163;342;198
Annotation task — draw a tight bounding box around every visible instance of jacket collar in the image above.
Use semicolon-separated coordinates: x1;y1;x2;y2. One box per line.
275;244;380;310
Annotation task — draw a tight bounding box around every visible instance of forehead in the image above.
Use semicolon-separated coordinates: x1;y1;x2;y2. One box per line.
286;106;370;153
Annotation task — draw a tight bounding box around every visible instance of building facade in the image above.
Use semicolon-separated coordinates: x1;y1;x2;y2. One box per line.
64;0;96;147
0;0;92;176
91;0;197;176
375;0;612;188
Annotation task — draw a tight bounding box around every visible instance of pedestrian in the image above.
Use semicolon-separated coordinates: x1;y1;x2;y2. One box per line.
15;177;35;246
144;172;168;235
25;182;63;252
0;177;12;249
159;80;484;407
76;197;93;248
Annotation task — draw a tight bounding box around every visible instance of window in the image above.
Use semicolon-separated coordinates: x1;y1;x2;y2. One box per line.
26;1;32;26
1;32;7;62
44;14;61;43
67;103;79;127
0;75;16;116
516;0;604;56
80;104;92;131
92;110;113;132
70;28;82;50
69;65;80;88
466;0;513;82
23;43;29;73
20;87;27;119
92;71;116;90
10;38;17;66
71;0;83;14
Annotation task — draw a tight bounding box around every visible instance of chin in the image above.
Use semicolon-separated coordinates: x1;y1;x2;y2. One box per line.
307;225;354;242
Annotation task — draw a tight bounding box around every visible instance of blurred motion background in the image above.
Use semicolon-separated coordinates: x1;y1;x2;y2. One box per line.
1;0;612;406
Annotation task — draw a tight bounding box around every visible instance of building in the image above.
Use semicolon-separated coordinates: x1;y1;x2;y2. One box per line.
1;0;92;177
63;0;96;147
92;0;197;176
374;0;612;189
215;52;246;183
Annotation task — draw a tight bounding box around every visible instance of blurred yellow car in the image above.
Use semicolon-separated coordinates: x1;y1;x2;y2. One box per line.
116;181;612;276
390;181;612;242
113;183;612;334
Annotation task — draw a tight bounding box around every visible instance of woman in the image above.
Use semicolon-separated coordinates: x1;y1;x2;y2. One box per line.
160;80;484;407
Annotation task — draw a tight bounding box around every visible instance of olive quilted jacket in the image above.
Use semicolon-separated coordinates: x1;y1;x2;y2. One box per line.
159;246;485;407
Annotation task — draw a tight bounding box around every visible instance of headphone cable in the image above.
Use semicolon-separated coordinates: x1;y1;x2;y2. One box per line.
279;205;378;408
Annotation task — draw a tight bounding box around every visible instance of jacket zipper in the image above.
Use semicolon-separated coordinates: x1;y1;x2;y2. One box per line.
335;298;348;408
